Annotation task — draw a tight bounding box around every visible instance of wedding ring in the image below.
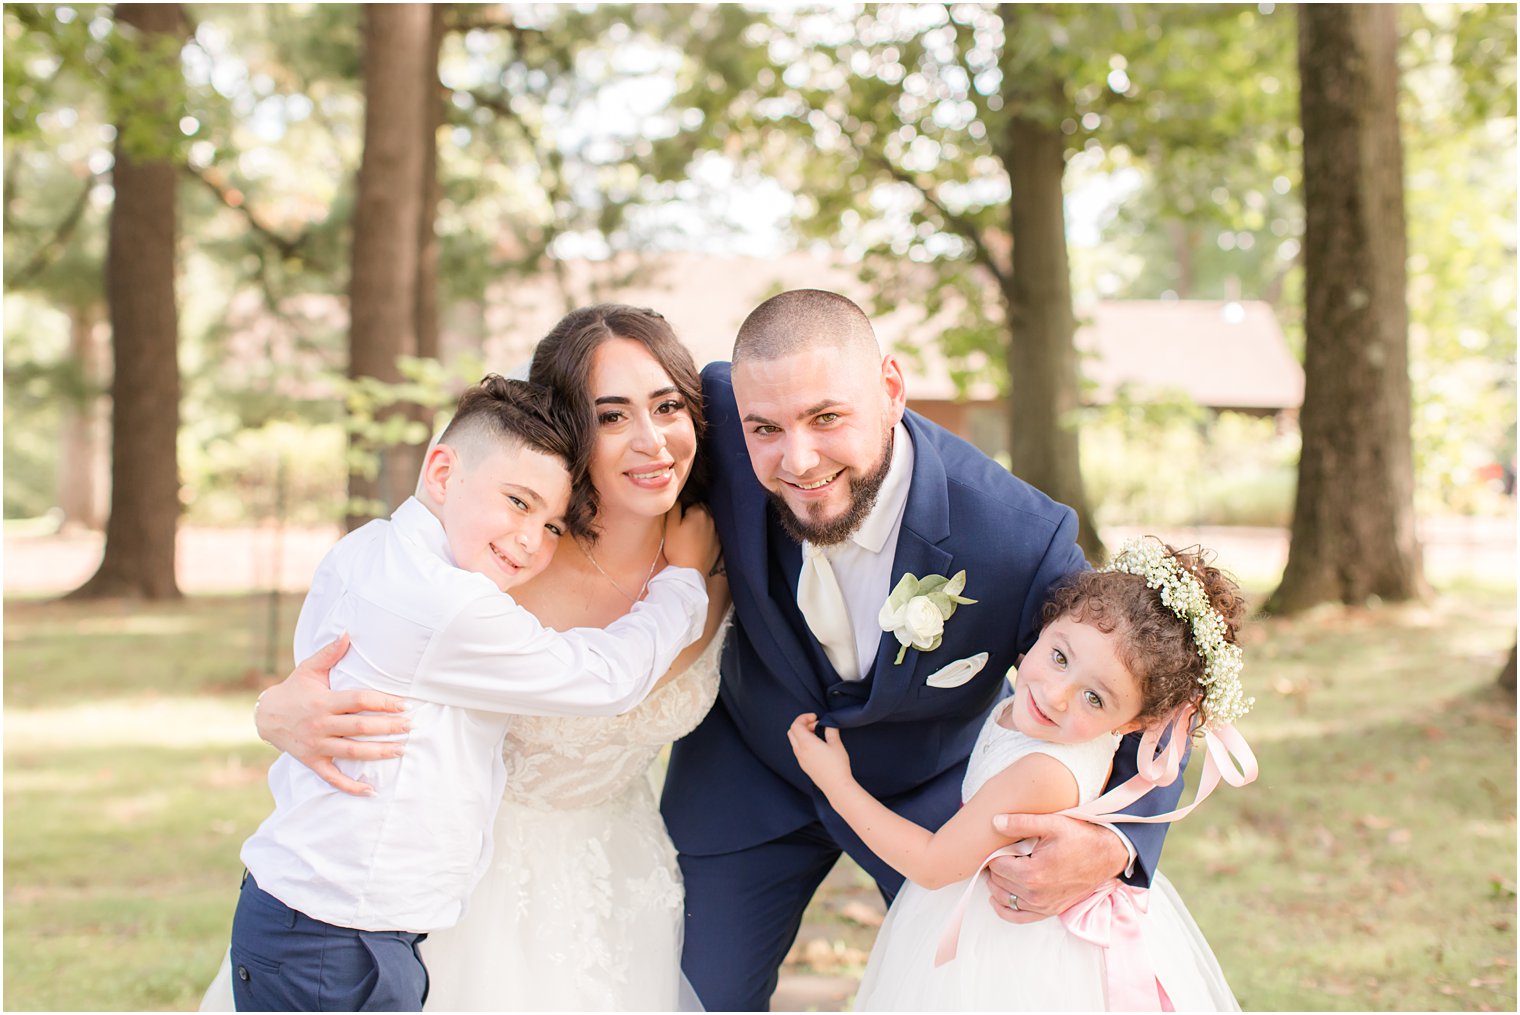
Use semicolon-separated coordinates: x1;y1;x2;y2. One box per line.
1007;892;1020;911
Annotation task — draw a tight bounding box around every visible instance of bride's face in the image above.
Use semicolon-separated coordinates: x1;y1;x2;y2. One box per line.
586;337;697;521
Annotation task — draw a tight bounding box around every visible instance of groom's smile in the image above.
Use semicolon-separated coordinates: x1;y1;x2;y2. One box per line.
733;342;906;546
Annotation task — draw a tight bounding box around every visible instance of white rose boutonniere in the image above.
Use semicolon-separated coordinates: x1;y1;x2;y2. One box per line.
878;570;977;664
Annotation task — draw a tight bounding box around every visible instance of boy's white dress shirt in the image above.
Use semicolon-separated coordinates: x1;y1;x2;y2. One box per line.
241;497;708;933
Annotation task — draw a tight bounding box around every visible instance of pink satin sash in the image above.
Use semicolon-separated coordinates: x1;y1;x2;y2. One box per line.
933;719;1258;1010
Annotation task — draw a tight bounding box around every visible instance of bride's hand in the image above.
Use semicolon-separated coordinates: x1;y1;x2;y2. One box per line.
255;634;410;797
663;503;720;576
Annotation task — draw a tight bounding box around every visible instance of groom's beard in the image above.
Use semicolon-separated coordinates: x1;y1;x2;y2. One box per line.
768;426;895;547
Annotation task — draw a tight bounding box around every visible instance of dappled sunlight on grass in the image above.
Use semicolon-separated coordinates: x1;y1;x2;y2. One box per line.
6;697;265;750
4;591;303;709
3;580;1514;1011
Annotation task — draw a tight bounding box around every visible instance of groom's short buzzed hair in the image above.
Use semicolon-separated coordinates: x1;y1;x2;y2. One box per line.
732;289;880;364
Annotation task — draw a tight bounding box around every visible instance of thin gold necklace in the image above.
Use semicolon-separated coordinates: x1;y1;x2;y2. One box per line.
581;534;665;605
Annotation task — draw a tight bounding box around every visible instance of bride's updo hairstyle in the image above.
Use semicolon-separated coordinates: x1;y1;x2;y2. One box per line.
1041;545;1247;729
528;305;708;537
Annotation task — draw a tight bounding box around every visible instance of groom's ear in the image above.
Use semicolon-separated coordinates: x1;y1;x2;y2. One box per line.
880;353;907;422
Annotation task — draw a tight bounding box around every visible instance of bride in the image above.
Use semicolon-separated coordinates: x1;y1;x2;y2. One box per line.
205;305;729;1010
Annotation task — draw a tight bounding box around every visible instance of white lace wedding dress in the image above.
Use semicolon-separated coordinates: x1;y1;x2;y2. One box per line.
200;617;726;1012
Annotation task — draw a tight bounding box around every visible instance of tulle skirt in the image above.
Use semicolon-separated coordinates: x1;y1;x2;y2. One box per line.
854;870;1239;1011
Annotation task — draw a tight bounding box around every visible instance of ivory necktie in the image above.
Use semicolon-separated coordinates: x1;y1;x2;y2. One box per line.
798;541;858;679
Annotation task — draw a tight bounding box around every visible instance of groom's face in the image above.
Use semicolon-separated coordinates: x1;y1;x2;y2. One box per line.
732;342;907;545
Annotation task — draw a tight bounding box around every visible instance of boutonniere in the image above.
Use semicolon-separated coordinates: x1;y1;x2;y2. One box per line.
878;570;977;664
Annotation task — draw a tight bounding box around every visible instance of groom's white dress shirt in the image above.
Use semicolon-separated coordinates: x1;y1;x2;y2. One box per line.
800;422;914;682
241;497;708;933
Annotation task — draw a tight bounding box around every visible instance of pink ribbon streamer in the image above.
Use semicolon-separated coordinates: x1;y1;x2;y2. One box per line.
1059;880;1169;1011
933;719;1258;1009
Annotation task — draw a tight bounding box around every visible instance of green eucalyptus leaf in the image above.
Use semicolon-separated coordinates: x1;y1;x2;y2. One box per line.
918;574;949;594
885;573;919;612
926;590;954;618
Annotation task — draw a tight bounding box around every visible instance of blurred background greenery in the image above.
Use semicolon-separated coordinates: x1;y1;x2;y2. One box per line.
3;2;1515;1011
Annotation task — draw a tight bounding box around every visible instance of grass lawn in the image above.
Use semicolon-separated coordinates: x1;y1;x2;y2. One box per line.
4;579;1515;1011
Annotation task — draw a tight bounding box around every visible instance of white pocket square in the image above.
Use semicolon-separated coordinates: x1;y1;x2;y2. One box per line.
923;652;989;689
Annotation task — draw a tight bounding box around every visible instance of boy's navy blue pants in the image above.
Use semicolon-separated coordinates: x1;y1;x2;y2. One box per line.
229;873;429;1012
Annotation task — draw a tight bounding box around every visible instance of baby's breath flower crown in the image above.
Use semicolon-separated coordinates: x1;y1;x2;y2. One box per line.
1100;538;1252;729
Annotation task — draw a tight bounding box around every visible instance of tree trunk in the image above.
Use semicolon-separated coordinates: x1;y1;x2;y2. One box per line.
1269;4;1424;613
68;3;184;600
1499;641;1517;695
392;3;447;492
347;3;433;529
998;60;1104;563
57;302;110;530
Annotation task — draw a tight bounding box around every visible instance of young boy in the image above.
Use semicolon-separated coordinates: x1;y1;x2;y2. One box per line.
228;376;714;1011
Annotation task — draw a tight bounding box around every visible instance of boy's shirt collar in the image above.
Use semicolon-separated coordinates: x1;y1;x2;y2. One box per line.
392;496;455;567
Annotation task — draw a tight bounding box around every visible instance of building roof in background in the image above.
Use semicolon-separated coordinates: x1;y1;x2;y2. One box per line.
475;253;1303;411
1077;300;1303;411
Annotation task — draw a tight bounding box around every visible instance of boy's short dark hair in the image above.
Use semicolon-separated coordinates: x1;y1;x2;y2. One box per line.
438;375;592;536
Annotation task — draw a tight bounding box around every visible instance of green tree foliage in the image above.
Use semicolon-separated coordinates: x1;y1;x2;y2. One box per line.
4;4;706;527
652;4;1310;557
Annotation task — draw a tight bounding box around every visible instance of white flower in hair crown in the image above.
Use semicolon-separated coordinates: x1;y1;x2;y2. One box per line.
1101;538;1253;729
878;571;977;665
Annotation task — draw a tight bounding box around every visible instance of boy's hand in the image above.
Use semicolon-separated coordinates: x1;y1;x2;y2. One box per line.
256;634;409;797
663;503;720;576
786;713;853;791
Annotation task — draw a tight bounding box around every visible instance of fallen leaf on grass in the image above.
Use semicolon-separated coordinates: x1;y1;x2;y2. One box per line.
1421;725;1448;741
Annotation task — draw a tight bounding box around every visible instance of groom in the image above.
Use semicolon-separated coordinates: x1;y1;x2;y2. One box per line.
666;289;1187;1010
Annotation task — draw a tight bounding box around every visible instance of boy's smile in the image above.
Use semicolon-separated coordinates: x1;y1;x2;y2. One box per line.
433;442;572;593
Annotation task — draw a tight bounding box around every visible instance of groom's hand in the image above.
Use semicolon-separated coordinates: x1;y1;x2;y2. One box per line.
254;634;410;797
983;813;1127;924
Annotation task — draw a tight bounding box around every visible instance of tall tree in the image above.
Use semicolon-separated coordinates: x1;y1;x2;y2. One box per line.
69;2;186;599
1269;4;1424;613
657;4;1298;561
997;6;1094;552
346;3;434;528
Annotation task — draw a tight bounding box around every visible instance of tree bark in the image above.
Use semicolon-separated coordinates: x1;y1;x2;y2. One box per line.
68;3;184;600
998;52;1103;563
57;302;110;530
1499;641;1517;695
392;3;447;492
1269;4;1424;613
347;3;433;529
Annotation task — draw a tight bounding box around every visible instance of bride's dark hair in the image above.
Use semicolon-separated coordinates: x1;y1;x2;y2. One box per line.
529;305;709;540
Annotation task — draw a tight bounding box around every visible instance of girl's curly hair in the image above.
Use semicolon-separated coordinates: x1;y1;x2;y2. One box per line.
1040;545;1246;727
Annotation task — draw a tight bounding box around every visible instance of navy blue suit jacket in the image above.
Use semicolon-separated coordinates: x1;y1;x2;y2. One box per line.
662;362;1184;892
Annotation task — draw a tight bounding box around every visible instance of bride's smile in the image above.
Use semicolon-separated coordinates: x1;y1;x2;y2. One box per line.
588;336;698;521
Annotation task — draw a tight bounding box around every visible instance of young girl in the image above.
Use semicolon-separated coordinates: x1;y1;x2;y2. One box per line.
788;538;1255;1011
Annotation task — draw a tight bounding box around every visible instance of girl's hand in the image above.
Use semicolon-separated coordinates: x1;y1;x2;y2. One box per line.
787;713;853;791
